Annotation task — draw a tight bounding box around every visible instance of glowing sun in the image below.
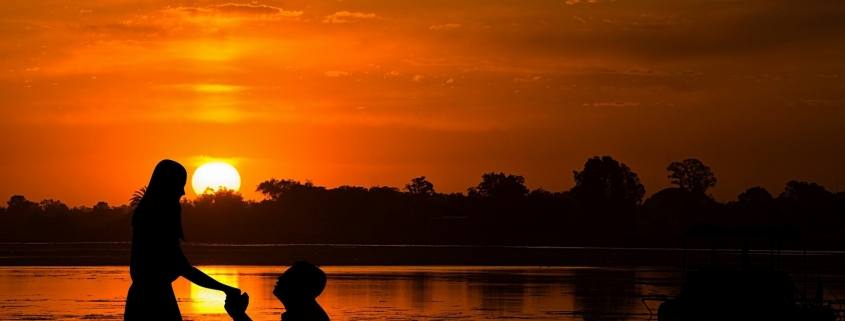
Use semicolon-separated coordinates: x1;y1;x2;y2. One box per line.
192;162;241;195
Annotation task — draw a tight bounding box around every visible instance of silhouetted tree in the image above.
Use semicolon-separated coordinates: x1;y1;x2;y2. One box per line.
526;187;573;240
738;186;773;204
467;172;528;199
775;181;838;238
643;187;723;237
571;156;645;208
6;195;40;216
93;201;110;212
528;188;554;200
404;176;435;197
370;186;401;194
256;178;302;201
666;159;717;195
7;165;845;247
778;181;834;204
193;187;244;206
335;185;368;193
729;186;778;225
40;199;70;213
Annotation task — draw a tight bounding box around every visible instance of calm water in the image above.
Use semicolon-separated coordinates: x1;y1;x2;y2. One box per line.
0;266;684;321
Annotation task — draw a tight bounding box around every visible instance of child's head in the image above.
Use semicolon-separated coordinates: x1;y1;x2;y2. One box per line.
273;261;326;304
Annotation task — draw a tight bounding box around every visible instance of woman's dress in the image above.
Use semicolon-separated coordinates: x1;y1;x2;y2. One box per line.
124;226;190;321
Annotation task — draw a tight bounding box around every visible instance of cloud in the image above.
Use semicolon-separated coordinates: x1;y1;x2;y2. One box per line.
165;84;246;93
565;0;598;4
324;71;349;77
678;70;703;75
322;11;378;23
585;101;640;107
429;23;461;30
412;75;424;82
601;16;680;30
163;3;302;20
514;76;543;82
596;68;668;76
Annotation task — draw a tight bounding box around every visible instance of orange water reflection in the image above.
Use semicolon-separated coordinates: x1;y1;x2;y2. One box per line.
0;266;684;321
183;268;240;314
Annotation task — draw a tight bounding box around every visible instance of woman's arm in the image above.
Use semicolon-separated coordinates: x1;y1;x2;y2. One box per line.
176;244;239;295
182;266;240;295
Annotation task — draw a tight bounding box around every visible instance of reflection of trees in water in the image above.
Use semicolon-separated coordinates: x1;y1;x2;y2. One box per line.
408;272;431;311
368;279;400;304
570;268;637;321
334;277;369;297
473;273;527;315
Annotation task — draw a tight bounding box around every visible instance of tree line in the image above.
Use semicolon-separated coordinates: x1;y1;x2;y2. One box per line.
1;156;844;248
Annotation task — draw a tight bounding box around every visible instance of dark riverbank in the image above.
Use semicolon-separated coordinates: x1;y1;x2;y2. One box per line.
3;243;845;274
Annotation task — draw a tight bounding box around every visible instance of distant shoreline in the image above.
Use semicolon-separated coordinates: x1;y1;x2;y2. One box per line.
3;243;845;275
4;241;845;254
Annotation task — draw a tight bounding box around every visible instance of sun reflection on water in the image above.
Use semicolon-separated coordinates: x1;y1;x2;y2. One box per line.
187;267;240;314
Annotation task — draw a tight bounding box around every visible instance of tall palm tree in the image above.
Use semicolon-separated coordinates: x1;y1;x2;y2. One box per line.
129;186;147;210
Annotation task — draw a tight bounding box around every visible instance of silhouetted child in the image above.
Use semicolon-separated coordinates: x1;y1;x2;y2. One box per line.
226;261;329;321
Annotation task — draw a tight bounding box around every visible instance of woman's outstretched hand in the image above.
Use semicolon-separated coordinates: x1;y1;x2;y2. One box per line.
224;286;241;296
225;292;251;321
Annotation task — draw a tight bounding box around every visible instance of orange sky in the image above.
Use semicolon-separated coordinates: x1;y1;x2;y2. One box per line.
1;0;844;206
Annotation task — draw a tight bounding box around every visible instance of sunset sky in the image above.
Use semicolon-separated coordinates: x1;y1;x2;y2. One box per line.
2;0;844;207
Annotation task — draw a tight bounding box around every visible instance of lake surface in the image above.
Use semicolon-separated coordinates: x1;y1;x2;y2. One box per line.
3;244;845;321
1;266;684;321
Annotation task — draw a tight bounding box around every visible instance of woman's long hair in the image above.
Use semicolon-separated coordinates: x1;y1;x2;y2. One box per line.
132;159;187;240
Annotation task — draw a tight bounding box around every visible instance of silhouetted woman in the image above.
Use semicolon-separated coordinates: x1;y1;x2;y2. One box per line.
125;159;239;320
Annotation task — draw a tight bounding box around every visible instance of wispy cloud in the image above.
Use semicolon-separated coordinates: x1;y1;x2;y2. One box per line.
585;101;640;107
565;0;598;5
165;84;246;93
678;70;703;75
514;76;544;82
163;3;302;20
322;11;378;23
596;68;668;76
601;15;680;30
429;23;461;30
324;71;349;77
